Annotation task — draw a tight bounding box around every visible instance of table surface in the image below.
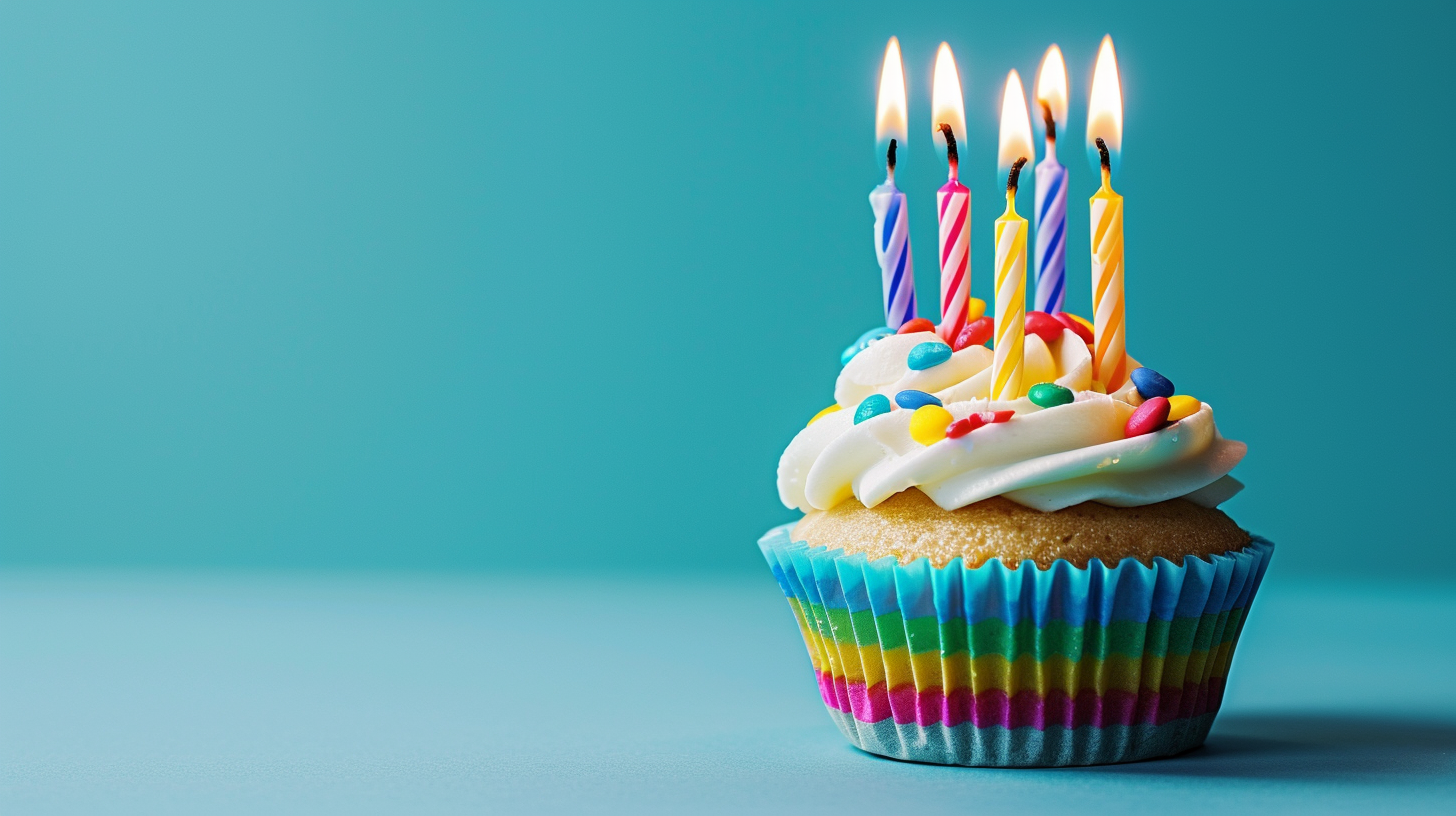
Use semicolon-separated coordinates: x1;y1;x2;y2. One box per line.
2;570;1454;815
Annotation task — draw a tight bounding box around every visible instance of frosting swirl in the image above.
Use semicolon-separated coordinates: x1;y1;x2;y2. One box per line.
777;329;1245;514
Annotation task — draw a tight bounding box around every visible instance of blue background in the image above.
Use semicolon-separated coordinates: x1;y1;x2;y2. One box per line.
1;0;1453;579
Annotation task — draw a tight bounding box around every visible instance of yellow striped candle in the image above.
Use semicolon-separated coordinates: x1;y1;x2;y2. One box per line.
992;157;1029;401
1089;138;1127;391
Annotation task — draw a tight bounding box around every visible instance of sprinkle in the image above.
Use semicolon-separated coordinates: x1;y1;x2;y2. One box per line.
966;296;987;323
953;316;994;351
907;341;953;370
853;394;892;424
909;405;954;445
1053;312;1094;344
945;410;1014;438
807;404;842;426
1024;311;1065;344
894;390;942;410
840;327;895;365
1125;397;1171;437
1129;367;1175;400
896;317;936;335
1166;395;1202;422
1028;382;1074;408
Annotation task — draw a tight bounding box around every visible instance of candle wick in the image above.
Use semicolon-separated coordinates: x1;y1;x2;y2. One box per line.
1040;101;1056;143
1095;136;1112;187
1007;155;1030;193
938;123;959;178
886;138;897;177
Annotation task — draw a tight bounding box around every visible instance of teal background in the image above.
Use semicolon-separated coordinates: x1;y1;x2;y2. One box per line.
0;0;1452;578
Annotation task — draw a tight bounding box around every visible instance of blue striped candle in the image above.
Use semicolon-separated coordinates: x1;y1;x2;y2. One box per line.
1033;125;1068;315
870;141;916;329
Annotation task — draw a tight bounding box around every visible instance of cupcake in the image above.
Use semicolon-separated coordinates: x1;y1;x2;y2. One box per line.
761;315;1272;767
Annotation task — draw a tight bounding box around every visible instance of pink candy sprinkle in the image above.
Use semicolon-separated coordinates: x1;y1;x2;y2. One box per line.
1125;397;1171;438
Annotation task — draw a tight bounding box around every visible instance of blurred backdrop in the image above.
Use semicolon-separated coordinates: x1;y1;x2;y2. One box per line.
0;1;1451;578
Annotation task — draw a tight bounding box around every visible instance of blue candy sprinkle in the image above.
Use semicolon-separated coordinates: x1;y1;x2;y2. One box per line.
840;326;896;366
907;341;953;371
1129;367;1175;400
894;390;942;410
853;394;892;424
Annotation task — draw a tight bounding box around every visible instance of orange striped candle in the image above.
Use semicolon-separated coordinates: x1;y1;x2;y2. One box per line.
1089;138;1126;391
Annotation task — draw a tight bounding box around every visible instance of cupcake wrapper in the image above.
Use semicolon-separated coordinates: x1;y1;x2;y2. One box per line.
759;524;1273;767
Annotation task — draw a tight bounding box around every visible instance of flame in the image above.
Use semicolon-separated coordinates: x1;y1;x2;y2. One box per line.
1086;35;1123;155
997;70;1034;173
930;42;966;150
1035;44;1068;132
875;37;908;145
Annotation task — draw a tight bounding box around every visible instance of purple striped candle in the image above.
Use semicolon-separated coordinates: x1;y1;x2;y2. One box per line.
1033;131;1068;314
870;141;916;328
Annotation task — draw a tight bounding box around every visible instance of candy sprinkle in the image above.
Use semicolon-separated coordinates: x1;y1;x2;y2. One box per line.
909;405;954;445
894;390;942;410
1024;311;1065;344
907;341;953;371
1053;312;1094;344
1129;367;1175;400
807;404;842;426
840;326;895;366
896;317;936;335
945;409;1014;439
853;394;891;425
1028;382;1074;408
1125;396;1171;437
1166;395;1202;422
952;316;994;351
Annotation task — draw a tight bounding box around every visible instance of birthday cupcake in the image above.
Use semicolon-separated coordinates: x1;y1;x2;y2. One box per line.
760;48;1271;763
763;304;1271;766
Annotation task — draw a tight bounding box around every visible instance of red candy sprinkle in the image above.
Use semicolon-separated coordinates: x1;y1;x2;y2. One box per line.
952;316;994;350
1024;311;1065;344
945;409;1015;439
897;317;936;335
1053;312;1094;344
1124;397;1171;438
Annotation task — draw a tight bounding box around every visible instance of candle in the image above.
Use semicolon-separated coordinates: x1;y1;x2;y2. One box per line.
870;37;915;329
1033;46;1069;315
931;44;970;342
992;158;1030;401
1087;35;1127;390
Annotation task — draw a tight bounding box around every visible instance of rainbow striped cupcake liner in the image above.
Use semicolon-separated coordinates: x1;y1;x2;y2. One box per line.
759;524;1273;767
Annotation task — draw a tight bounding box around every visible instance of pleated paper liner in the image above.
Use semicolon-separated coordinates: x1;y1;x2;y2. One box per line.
760;523;1273;767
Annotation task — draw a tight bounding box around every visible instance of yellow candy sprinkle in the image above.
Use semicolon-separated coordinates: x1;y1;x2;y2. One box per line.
1166;395;1202;422
807;404;842;426
909;405;954;445
967;297;988;323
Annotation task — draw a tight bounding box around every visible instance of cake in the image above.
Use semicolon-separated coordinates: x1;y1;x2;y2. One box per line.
760;313;1273;766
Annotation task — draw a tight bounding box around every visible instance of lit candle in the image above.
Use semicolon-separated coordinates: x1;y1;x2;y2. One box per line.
931;43;970;343
869;37;915;329
1033;46;1069;315
992;70;1033;402
1087;35;1127;390
992;159;1030;401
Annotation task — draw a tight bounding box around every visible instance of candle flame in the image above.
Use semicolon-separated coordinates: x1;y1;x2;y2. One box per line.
931;43;967;152
875;37;908;145
1035;44;1068;132
997;70;1034;172
1086;35;1123;157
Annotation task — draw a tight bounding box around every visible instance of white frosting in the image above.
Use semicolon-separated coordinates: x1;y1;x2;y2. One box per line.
777;329;1245;514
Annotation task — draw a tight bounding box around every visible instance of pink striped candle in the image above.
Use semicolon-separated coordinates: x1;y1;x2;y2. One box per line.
936;123;970;343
